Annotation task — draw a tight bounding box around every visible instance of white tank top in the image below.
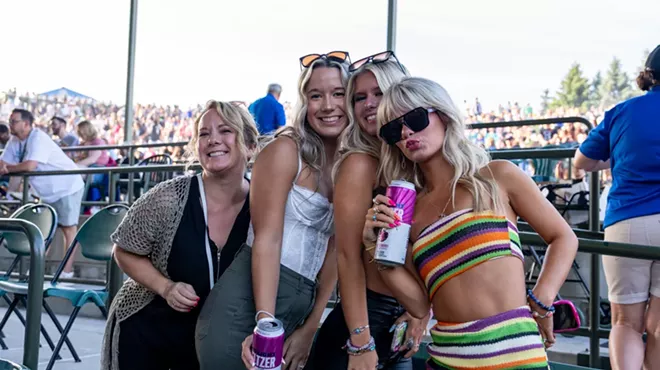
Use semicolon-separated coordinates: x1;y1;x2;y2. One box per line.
246;153;334;281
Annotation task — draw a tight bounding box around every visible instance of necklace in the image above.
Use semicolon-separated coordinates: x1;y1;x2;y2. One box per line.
421;189;453;219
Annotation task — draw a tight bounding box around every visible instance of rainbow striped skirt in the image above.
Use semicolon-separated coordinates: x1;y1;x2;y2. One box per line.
426;306;550;369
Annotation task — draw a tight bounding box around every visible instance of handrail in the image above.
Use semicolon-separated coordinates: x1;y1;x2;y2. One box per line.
61;140;188;152
467;116;594;130
490;148;576;160
520;232;660;260
0;219;45;370
8;163;196;177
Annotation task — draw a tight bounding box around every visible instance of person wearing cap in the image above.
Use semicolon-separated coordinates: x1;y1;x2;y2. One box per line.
574;44;660;370
248;83;286;135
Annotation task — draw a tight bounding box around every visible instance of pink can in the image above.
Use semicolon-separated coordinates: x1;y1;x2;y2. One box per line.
375;180;416;266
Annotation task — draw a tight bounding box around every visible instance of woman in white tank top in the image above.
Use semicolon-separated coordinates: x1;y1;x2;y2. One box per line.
196;52;351;370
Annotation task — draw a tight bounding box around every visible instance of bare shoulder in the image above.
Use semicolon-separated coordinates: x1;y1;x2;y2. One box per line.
253;136;299;179
336;153;378;181
479;160;524;185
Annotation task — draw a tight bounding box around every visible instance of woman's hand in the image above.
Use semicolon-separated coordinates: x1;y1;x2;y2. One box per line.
283;325;316;370
528;301;555;348
160;281;199;312
392;311;430;358
347;349;378;370
241;334;256;370
363;194;401;253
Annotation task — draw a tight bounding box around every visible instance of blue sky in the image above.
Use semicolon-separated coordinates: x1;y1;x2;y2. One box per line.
2;0;658;111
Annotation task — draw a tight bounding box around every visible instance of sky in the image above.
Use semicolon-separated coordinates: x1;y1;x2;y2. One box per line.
1;0;658;112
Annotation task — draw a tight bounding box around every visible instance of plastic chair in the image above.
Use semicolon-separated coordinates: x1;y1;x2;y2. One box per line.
0;204;129;370
0;203;58;279
0;204;58;350
0;359;29;370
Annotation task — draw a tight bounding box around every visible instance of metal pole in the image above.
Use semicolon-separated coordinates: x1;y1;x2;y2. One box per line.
588;171;601;368
108;172;124;306
128;147;135;204
386;0;397;52
124;0;138;144
0;220;45;369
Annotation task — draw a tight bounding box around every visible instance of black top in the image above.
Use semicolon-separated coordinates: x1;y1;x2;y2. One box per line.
129;175;250;324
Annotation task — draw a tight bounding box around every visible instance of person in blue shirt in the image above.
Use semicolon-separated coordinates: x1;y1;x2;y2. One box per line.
249;83;286;134
574;44;660;370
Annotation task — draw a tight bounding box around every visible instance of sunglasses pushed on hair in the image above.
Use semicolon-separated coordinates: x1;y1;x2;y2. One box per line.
379;107;436;145
349;51;406;74
299;51;350;69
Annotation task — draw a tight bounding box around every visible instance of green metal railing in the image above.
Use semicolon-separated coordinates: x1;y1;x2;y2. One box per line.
0;219;45;370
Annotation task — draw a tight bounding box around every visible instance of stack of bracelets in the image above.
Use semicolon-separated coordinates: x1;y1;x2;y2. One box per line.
343;325;376;356
526;289;555;319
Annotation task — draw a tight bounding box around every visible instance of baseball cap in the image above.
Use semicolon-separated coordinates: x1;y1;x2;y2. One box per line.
646;45;660;71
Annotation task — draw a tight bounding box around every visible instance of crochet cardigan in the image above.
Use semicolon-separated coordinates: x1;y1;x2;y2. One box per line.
100;175;193;370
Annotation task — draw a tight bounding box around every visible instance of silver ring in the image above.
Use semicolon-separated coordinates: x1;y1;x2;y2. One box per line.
298;365;305;369
406;338;414;348
372;197;379;204
372;214;377;222
373;206;380;213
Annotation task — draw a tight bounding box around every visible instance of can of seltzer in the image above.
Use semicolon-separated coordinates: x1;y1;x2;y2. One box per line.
252;317;285;370
375;180;416;266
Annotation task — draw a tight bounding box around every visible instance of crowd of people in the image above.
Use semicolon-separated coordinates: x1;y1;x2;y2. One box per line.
0;86;602;163
2;45;657;370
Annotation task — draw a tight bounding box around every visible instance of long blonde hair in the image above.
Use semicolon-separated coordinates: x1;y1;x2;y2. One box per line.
271;57;350;178
332;60;409;181
377;77;501;212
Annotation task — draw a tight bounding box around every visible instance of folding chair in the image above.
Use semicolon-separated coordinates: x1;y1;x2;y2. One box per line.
0;204;58;351
0;359;29;370
0;204;129;370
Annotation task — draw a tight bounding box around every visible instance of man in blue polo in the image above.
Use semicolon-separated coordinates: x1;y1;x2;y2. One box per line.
249;83;286;134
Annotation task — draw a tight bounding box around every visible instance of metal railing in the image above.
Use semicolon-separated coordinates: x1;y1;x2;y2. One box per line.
0;219;45;370
467;116;594;130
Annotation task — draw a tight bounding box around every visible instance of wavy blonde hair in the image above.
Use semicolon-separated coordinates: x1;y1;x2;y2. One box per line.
332;60;409;181
186;100;259;168
377;77;501;212
271;57;350;178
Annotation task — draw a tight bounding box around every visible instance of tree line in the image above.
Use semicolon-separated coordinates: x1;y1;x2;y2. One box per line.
540;49;650;113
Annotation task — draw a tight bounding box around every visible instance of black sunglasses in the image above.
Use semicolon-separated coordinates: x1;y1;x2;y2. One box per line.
349;51;406;74
379;107;436;145
299;51;350;70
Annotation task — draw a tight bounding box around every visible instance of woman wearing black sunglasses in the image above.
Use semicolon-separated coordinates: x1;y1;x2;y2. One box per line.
195;52;350;370
309;53;429;370
361;77;578;369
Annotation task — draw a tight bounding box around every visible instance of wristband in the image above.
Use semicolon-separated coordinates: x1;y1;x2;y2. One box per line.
350;325;369;335
342;336;376;356
526;289;555;313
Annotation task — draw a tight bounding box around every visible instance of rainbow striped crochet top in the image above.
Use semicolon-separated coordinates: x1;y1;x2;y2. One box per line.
412;208;524;300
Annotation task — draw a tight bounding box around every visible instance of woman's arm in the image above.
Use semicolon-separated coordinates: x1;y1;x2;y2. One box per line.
250;137;299;319
363;195;431;319
574;149;611;172
493;160;578;305
334;154;378;345
76;149;102;167
114;247;198;312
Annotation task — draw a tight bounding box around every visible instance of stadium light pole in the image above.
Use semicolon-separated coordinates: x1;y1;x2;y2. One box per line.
387;0;397;52
124;0;138;143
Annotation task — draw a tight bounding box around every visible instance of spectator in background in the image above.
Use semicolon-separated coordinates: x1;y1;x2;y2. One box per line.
0;109;85;278
50;116;80;148
0;123;9;149
574;44;660;370
248;83;286;134
75;120;111;168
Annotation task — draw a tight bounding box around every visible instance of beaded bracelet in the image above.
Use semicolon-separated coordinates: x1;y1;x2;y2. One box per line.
342;336;376;356
350;325;370;335
526;289;555;313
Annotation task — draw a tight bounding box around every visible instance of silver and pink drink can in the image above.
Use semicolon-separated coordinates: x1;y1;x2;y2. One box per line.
375;180;416;266
252;318;284;370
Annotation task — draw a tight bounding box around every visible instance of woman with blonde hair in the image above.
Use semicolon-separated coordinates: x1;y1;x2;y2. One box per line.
362;77;578;369
101;101;257;370
196;52;351;370
310;52;429;370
